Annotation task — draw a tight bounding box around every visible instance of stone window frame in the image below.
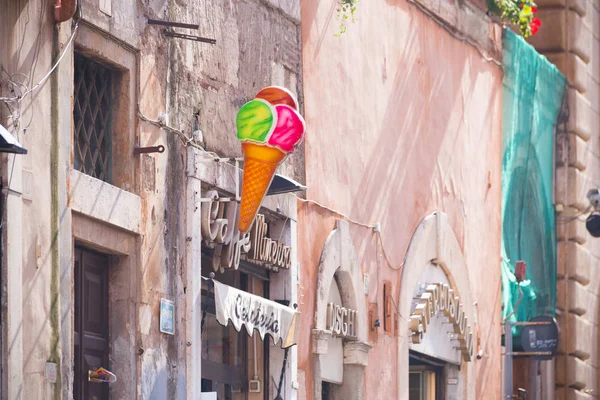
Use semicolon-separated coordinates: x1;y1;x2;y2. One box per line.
72;22;138;194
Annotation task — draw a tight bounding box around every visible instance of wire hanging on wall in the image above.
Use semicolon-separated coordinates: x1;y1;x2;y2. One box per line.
0;24;79;104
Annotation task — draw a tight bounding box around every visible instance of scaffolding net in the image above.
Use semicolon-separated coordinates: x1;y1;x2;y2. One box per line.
501;29;566;338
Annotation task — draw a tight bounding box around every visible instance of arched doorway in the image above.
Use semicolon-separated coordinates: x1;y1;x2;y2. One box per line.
312;220;372;400
398;212;477;400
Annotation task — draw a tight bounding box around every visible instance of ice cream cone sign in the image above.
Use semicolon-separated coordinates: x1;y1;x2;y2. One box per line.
236;87;306;233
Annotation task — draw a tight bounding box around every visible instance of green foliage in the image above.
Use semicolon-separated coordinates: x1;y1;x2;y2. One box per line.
488;0;541;37
335;0;359;36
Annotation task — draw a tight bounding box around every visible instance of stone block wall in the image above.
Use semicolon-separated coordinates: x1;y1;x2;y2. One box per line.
529;0;600;396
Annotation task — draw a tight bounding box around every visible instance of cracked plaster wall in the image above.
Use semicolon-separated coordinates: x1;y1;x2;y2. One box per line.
0;0;303;399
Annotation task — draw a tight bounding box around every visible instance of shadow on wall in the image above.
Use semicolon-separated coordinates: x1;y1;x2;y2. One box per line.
300;0;502;399
349;27;500;399
351;28;500;261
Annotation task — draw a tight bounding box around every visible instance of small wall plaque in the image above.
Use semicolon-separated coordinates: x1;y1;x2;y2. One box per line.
45;362;57;383
160;298;175;335
22;169;33;201
99;0;112;16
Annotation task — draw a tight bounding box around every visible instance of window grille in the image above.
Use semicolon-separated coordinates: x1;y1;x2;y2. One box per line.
73;53;113;182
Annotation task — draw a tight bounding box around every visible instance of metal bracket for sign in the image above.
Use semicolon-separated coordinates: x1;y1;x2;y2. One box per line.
197;197;234;203
147;18;216;44
196;156;243;201
503;320;556;399
163;30;217;44
147;19;200;29
507;351;553;357
505;320;554;357
514;321;553;326
134;145;165;155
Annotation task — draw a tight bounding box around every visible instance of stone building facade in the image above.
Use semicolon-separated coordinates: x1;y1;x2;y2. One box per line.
0;0;303;399
529;2;600;399
297;0;504;399
4;0;597;398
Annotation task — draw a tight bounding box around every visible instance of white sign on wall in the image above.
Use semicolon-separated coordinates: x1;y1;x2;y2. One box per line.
408;264;476;364
326;303;357;339
321;279;344;384
409;283;475;363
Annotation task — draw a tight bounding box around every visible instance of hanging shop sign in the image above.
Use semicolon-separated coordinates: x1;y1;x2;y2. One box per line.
211;278;298;348
519;315;559;360
201;190;291;271
235;86;306;233
326;302;357;339
409;283;475;362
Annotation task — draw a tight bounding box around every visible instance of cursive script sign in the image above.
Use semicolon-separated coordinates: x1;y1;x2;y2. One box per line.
212;278;298;348
201;190;250;271
201;190;291;271
235;294;280;334
409;283;475;362
248;214;292;269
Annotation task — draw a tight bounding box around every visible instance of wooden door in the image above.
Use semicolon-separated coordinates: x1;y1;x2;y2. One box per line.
74;247;110;400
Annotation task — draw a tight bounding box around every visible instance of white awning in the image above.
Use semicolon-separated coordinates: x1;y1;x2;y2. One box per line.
0;123;27;154
208;278;298;348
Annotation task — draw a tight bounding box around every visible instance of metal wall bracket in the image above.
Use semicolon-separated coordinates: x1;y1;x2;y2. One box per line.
134;145;165;155
147;19;199;29
164;30;216;44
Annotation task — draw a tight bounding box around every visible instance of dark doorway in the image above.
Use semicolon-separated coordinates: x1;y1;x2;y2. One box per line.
74;246;110;400
322;381;332;400
409;351;446;400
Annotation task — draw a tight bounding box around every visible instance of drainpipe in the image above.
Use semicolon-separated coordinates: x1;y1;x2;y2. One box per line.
54;0;77;23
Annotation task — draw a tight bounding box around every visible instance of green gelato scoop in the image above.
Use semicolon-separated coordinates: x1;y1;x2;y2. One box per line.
236;99;275;143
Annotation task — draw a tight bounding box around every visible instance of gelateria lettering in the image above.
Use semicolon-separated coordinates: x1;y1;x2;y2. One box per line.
201;190;291;271
326;303;357;338
234;294;280;334
409;283;475;362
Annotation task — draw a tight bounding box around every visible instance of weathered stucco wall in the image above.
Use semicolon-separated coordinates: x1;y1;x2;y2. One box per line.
1;0;303;398
298;0;503;399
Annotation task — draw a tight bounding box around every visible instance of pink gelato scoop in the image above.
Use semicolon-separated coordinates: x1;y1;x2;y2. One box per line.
267;104;306;153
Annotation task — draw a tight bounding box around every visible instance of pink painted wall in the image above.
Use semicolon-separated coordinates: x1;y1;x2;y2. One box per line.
298;0;504;398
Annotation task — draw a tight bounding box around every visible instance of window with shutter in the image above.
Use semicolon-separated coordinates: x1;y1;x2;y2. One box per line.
73;53;115;183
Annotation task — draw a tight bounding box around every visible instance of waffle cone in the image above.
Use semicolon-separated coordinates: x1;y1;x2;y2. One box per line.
238;142;286;232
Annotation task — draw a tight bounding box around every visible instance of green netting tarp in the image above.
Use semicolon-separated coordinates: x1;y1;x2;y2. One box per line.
501;29;566;336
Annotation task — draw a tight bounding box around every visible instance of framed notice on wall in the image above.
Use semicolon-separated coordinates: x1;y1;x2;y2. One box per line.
160;298;175;335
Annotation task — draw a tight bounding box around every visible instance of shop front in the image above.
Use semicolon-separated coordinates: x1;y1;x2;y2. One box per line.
199;188;298;400
399;212;478;400
311;220;372;400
